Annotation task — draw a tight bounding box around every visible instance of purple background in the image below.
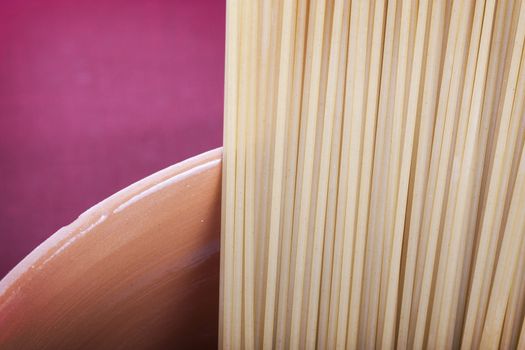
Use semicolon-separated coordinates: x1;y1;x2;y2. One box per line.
0;0;225;277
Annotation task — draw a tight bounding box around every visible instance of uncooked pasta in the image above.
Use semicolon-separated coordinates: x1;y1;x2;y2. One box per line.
220;0;525;348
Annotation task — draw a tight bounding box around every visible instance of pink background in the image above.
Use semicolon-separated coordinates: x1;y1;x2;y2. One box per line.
0;0;225;277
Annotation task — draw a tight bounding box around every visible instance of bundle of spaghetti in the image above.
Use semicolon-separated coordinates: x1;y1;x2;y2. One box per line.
220;0;525;348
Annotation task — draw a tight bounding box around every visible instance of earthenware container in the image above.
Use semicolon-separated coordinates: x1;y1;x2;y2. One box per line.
0;149;223;350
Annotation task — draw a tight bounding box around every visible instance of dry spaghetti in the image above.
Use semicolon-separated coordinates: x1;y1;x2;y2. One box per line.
220;0;525;348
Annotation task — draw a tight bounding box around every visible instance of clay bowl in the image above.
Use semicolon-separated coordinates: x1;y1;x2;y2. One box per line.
0;148;223;350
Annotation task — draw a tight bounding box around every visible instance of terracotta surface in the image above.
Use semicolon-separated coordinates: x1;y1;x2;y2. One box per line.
0;148;223;349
